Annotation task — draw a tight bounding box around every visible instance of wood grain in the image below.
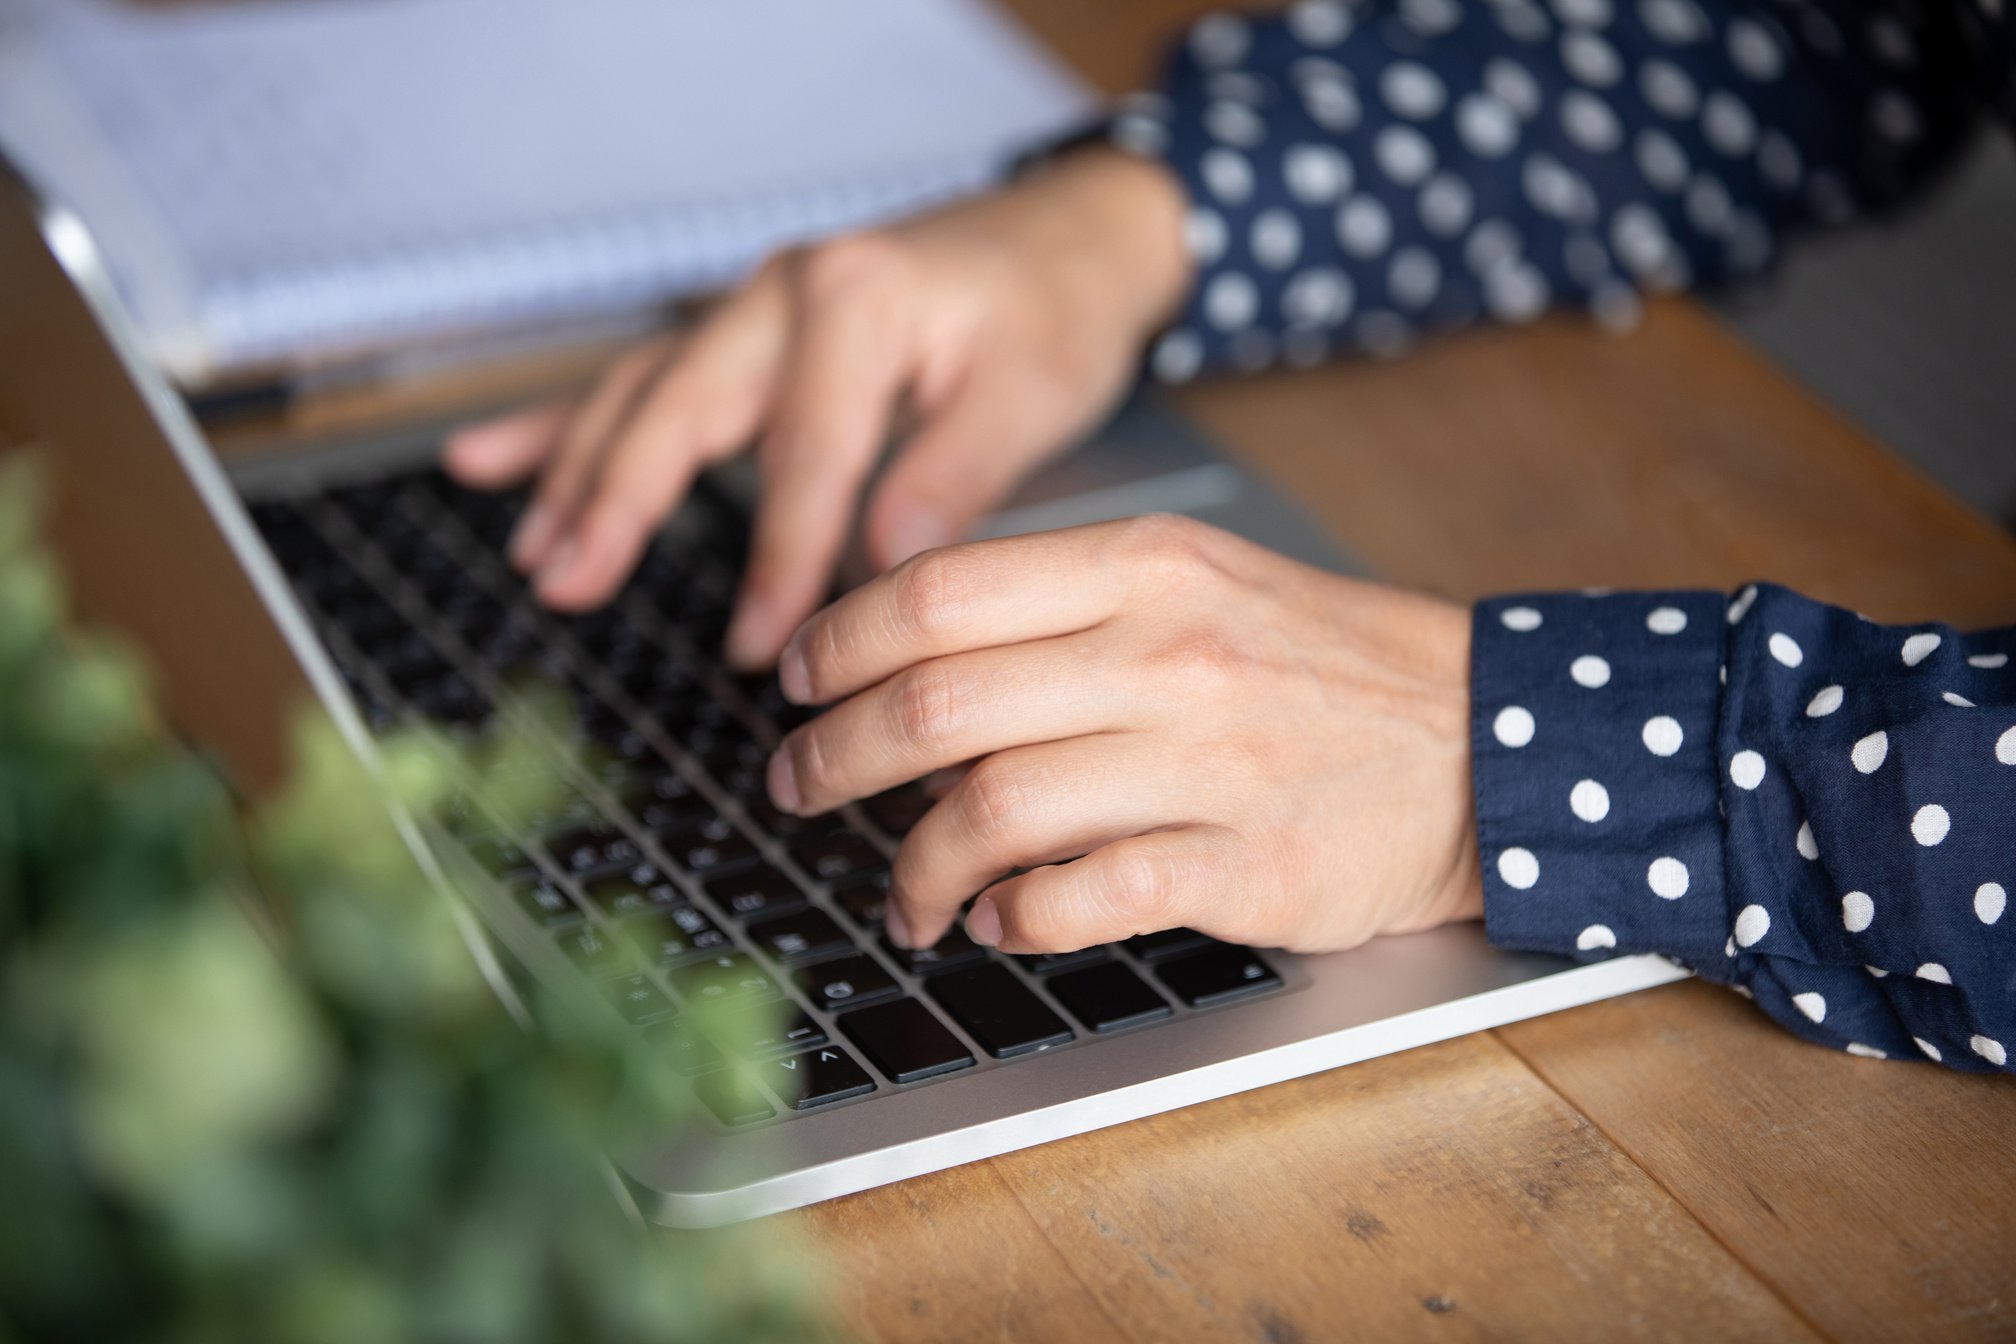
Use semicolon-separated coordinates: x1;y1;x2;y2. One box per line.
803;1034;1821;1343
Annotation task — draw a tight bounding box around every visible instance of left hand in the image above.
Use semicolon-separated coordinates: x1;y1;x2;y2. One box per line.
764;514;1485;954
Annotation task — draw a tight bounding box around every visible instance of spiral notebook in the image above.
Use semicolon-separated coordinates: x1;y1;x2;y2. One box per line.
0;0;1091;387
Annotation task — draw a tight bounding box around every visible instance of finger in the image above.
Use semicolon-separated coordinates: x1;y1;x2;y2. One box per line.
861;370;1071;571
769;633;1135;816
883;735;1183;947
443;401;572;488
721;245;919;669
509;340;670;574
531;268;794;610
779;520;1145;706
971;825;1242;955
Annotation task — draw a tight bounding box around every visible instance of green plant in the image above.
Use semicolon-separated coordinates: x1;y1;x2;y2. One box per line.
0;461;816;1343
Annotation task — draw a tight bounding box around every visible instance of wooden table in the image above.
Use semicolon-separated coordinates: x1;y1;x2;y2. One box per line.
785;4;2016;1340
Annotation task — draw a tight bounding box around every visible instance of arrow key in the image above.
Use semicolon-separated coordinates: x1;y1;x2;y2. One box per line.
763;1046;877;1110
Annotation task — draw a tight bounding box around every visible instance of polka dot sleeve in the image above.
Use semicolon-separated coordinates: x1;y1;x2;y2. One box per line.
1474;585;2016;1072
1106;0;1988;381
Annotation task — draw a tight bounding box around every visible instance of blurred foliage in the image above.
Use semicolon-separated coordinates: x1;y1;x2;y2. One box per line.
0;458;818;1344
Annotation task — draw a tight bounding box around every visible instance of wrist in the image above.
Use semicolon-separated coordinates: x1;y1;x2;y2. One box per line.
1024;146;1192;341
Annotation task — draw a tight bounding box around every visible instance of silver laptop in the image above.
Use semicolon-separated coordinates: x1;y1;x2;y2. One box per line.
0;158;1687;1228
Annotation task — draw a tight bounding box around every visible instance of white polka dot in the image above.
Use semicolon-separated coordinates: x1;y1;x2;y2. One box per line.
1911;804;1950;847
1640;0;1707;44
1419;174;1475;236
1526;154;1595;221
1914;1037;1942;1062
1380;62;1447;119
1866;14;1916;65
1498;847;1540;889
1288;0;1353;46
1206;71;1268;105
1185;208;1229;266
1190;12;1252;67
1635;129;1690;192
1374;125;1437;185
1205;99;1267;147
1456;93;1521;158
1300;72;1363;132
1846;1042;1886;1060
1203;273;1259;332
1570;778;1611;822
1805;685;1843;717
1974;1036;2009;1067
1401;0;1464;36
1201;148;1254;205
1387;248;1442;311
1576;923;1618;950
1251;210;1303;270
1841;890;1874;932
1684;175;1735;237
1976;882;2007;925
1642;715;1684;756
1866;965;1888;978
1729;750;1766;790
1563;31;1624;87
1552;0;1613;27
1646;606;1688;635
1727;18;1785;80
1724;936;1736;957
2000;726;2016;766
1483;261;1551;323
1792;991;1827;1023
1733;903;1769;945
1500;605;1544;632
1766;632;1803;667
1943;692;1976;708
1150;330;1204;384
1591;281;1642;332
1111;114;1171;157
1570;655;1611;688
1640;59;1700;119
1795;820;1818;860
1282;267;1355;327
1355;310;1414;358
1648;856;1690;899
1612;205;1675;277
1283;144;1354;204
1726;583;1758;625
1560;91;1623;152
1702;91;1758;156
1493;705;1537;748
1758;132;1803;191
1967;652;2009;669
1901;632;1942;666
1336;196;1393;259
1485;58;1543;118
1851;730;1889;774
1916;962;1952;984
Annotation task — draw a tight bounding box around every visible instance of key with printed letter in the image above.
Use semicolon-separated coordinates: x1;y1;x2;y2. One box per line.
763;1046;877;1109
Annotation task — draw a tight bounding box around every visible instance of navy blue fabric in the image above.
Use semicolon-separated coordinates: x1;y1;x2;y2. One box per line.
1106;0;2002;379
1474;585;2016;1072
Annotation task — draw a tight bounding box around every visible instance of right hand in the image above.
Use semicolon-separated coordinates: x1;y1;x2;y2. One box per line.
443;147;1191;669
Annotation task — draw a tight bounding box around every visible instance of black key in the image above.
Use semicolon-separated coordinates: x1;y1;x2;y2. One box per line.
509;878;580;929
668;953;779;1006
790;832;886;884
621;772;711;832
1048;961;1173;1033
658;815;759;874
838;998;974;1084
544;821;645;877
794;953;901;1013
582;868;686;918
746;908;853;965
832;874;890;929
463;833;536;882
928;964;1073;1059
706;864;807;922
764;1047;876;1110
1154;945;1281;1008
883;927;987;976
555;923;633;979
863;786;932;836
1011;945;1111;976
693;1071;774;1126
628;904;734;963
1122;928;1215;962
643;1017;724;1076
715;1005;830;1058
605;974;677;1024
740;795;844;840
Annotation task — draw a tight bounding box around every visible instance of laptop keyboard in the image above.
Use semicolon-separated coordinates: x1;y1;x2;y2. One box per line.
245;464;1282;1130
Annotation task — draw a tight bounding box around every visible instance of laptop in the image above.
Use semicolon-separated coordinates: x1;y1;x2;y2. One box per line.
0;157;1688;1227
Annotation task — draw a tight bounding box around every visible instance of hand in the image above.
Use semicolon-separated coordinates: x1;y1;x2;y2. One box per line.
765;515;1485;954
442;148;1191;669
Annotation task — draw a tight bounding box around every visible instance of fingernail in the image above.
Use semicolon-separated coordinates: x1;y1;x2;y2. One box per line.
880;504;951;567
966;896;1001;947
534;537;582;595
884;903;915;949
766;745;802;815
723;601;773;671
778;634;811;704
509;503;557;570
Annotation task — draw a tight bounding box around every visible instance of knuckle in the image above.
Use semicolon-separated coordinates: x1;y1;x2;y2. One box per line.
1147;628;1250;700
891;549;976;641
1098;846;1183;933
891;662;967;750
957;758;1033;846
797;233;903;301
